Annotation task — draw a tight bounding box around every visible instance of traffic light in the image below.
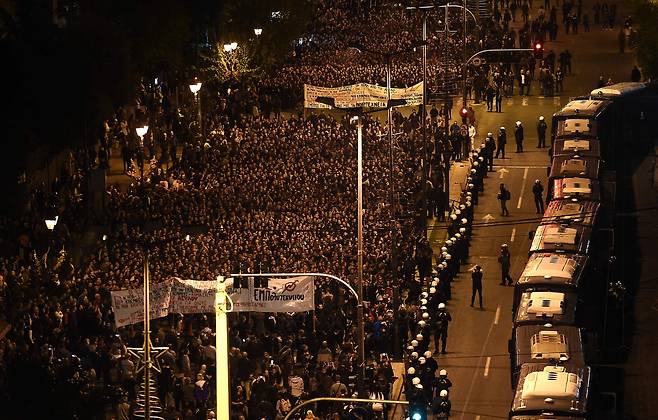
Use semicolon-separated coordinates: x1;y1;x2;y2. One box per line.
533;42;544;59
408;400;427;420
460;106;469;124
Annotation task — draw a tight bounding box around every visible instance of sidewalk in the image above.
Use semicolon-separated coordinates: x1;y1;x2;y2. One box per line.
428;161;471;247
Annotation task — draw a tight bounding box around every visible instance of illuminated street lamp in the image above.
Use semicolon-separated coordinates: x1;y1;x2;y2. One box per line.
189;79;203;135
254;28;263;37
45;215;59;231
189;81;202;96
136;125;149;141
223;42;238;53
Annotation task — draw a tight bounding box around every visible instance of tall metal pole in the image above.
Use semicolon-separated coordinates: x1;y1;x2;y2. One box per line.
387;55;401;360
443;6;451;214
143;248;151;420
422;12;429;226
215;276;231;420
463;0;468;107
356;117;366;395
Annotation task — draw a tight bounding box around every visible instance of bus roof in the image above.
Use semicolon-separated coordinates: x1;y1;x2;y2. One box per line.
541;200;600;227
549;156;600;180
590;82;646;98
554;99;611;118
518;253;588;288
511;364;590;416
553;138;601;159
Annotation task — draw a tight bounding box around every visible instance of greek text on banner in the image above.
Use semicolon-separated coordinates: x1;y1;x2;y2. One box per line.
304;82;424;109
111;276;315;327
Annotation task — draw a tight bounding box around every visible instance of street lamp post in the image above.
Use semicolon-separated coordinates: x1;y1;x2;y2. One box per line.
406;3;434;229
347;43;423;360
136;126;149;180
355;115;365;396
315;96;406;379
189;80;202;136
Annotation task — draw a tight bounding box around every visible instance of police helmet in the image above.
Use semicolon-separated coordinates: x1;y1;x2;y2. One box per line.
438;303;446;309
439;369;447;376
440;390;448;397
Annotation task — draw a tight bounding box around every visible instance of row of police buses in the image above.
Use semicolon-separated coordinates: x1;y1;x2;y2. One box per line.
506;82;658;419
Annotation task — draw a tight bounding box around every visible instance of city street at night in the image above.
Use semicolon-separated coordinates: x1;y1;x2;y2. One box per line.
1;1;657;420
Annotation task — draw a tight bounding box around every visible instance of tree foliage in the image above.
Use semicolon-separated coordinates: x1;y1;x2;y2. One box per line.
631;0;658;80
215;0;312;66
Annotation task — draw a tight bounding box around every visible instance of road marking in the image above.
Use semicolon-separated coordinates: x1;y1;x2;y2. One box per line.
517;167;528;208
501;165;547;169
484;357;492;377
460;314;496;419
482;214;495;223
498;167;509;179
510;228;516;242
494;305;501;325
475;417;481;420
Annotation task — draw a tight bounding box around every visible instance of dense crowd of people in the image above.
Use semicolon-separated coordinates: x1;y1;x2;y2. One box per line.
0;0;613;419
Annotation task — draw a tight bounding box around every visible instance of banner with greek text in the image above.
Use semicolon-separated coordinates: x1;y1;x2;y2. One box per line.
228;276;315;313
111;279;173;328
304;82;424;109
170;279;217;314
111;277;315;327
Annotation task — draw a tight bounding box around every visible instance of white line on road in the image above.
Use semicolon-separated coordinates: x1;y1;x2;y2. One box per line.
484;357;492;377
510;228;516;242
460;315;496;420
517;168;528;208
494;305;501;325
475;416;481;420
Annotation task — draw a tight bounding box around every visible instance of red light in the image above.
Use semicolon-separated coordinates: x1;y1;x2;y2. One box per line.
535;43;542;49
460;107;468;116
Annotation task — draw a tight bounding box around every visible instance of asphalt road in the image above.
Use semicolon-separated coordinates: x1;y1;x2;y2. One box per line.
423;1;638;418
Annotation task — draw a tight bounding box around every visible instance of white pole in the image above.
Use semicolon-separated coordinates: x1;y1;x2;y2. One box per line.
355;116;365;394
215;276;230;420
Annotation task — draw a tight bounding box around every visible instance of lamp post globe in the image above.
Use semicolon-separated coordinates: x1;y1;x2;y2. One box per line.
136;125;149;139
189;81;202;95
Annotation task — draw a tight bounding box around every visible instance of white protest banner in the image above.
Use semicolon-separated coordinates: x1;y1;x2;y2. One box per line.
304;82;424;109
111;276;316;327
111;279;172;328
170;279;217;314
229;275;315;313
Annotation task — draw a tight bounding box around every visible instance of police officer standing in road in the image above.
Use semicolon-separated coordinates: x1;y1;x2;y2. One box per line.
498;244;513;286
496;127;507;159
471;265;484;309
537;116;548;148
532;179;545;214
484;134;496;172
497;183;511;216
433;303;452;354
514;121;524;152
